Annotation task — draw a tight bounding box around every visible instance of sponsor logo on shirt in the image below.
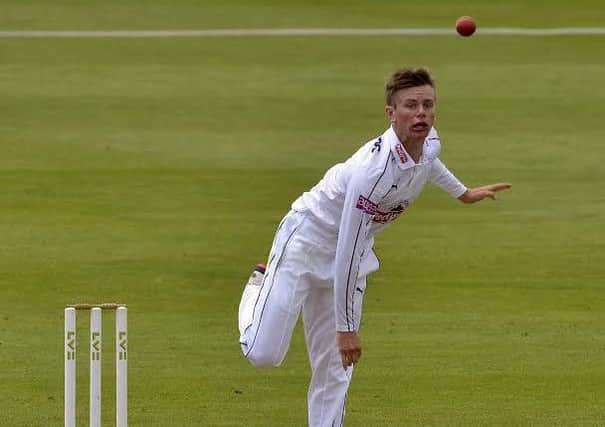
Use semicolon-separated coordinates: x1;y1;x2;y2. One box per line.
371;137;382;153
395;144;408;163
373;201;409;223
355;195;377;215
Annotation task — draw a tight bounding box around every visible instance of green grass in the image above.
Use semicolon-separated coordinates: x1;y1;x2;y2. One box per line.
1;1;605;425
2;0;605;29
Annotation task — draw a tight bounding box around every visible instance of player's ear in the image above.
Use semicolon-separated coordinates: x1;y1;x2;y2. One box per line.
385;104;395;123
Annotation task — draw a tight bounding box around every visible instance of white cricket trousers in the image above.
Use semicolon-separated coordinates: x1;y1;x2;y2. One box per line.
239;210;379;427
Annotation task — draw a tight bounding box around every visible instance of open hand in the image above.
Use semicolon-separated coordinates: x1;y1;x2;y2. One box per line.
458;182;511;203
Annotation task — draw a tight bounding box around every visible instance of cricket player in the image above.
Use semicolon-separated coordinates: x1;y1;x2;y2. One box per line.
238;68;511;426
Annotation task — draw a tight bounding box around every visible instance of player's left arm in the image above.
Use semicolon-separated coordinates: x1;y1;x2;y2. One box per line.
458;183;512;203
429;158;511;203
428;158;468;199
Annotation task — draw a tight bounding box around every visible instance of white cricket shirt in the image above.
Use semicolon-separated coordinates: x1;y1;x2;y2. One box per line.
291;126;467;332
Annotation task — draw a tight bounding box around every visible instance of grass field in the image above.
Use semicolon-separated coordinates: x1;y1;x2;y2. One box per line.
1;1;605;426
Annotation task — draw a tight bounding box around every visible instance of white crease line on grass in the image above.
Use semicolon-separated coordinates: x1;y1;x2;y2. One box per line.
1;28;605;38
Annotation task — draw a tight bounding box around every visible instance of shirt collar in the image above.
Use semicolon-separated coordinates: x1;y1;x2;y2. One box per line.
385;126;440;170
386;126;419;170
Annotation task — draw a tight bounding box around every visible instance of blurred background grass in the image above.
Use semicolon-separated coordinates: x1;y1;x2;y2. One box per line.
2;0;605;29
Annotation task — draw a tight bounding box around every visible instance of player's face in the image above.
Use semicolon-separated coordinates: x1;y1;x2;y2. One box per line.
386;85;436;143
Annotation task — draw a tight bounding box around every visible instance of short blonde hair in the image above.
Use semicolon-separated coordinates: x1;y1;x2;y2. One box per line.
385;68;435;106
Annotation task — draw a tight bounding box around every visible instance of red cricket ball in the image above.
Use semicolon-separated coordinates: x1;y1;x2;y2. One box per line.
456;16;476;37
